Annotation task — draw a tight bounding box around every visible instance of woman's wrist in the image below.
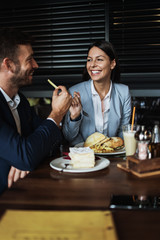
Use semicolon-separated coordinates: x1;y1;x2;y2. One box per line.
70;113;81;121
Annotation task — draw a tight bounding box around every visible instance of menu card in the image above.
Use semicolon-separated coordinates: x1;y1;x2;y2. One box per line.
0;210;118;240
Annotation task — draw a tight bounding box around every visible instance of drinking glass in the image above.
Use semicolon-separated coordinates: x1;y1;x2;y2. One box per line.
122;124;140;156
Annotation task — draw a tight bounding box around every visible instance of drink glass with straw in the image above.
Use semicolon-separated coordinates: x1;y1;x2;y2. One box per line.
123;107;139;156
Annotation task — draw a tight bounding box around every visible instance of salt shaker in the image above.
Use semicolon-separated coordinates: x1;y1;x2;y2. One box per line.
152;124;160;143
135;126;151;160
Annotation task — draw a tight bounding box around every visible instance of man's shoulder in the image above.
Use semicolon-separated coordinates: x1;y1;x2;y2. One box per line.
18;91;27;99
17;91;32;111
18;91;30;103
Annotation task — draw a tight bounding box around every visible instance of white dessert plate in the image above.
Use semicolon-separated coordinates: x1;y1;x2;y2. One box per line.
50;156;110;173
75;142;126;155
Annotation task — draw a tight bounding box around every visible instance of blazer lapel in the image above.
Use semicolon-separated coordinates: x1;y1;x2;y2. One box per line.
0;92;17;130
107;89;115;135
107;85;121;136
83;81;96;132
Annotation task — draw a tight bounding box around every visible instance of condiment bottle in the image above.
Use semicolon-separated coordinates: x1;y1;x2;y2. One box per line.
135;126;151;160
149;124;160;158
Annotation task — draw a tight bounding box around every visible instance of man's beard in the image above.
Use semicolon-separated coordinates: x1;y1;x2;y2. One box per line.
10;65;32;88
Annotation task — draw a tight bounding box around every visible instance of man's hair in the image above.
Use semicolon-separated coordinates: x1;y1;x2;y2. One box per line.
0;28;32;63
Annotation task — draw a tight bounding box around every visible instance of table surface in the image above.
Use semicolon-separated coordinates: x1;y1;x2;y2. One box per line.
1;150;160;240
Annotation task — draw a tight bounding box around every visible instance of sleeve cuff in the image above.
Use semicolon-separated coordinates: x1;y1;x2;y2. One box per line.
47;117;58;126
70;113;82;122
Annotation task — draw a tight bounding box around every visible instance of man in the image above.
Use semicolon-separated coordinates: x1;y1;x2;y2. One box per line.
0;28;72;194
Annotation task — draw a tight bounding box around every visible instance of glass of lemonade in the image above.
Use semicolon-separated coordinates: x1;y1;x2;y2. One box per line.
122;124;140;156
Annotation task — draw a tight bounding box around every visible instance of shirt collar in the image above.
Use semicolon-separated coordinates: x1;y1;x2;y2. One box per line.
91;80;112;99
0;88;20;109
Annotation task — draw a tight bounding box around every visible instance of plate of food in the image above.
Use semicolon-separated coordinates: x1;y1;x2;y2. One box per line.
75;132;126;155
50;156;110;173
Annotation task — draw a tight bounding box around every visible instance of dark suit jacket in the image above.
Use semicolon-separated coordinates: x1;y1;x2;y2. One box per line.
0;91;61;194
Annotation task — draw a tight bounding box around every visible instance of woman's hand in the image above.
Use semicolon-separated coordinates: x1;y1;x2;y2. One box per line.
69;91;82;120
8;166;29;188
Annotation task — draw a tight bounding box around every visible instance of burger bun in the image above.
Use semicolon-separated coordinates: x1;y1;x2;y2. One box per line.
84;132;106;147
84;132;124;153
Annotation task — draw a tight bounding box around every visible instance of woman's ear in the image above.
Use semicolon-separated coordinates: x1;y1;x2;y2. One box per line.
111;59;116;70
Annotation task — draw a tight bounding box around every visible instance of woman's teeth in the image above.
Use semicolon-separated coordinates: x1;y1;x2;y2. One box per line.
92;71;100;74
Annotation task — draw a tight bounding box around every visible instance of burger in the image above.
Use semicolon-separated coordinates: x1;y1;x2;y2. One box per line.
84;132;124;153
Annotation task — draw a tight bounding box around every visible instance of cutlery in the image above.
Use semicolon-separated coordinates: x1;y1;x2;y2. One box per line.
83;111;89;117
61;163;70;172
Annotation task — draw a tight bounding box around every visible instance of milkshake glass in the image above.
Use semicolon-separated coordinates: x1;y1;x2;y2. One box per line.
122;124;140;156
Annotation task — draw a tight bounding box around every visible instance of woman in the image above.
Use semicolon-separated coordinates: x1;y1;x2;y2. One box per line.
63;40;131;146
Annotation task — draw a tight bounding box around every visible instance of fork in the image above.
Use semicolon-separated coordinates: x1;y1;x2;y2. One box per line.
60;163;70;173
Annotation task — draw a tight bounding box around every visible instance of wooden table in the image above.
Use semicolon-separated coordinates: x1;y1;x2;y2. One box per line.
1;151;160;239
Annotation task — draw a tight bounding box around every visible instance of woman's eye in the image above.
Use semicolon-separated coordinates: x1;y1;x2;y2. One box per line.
87;58;91;62
97;58;103;61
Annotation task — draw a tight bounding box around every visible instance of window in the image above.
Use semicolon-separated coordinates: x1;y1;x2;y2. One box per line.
109;0;160;90
0;0;159;95
0;0;106;92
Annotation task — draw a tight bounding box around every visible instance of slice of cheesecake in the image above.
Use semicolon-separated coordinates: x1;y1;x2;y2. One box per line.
69;147;95;168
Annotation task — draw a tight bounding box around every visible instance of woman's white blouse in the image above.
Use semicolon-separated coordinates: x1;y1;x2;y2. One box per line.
91;80;112;134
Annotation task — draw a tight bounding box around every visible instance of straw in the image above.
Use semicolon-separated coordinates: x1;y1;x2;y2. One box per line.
131;106;136;131
47;79;58;89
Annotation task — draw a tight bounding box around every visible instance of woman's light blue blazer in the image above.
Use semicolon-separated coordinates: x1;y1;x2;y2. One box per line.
63;80;131;146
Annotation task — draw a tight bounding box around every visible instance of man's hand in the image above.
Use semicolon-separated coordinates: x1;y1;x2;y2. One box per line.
69;91;82;120
8;166;29;188
48;86;72;125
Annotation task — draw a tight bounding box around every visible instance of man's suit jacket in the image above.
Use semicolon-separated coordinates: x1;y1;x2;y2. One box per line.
0;91;61;194
63;80;131;146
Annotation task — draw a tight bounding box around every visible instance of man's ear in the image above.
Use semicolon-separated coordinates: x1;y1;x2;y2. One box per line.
3;58;15;72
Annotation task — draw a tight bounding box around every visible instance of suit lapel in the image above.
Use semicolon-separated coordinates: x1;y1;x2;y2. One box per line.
0;92;17;130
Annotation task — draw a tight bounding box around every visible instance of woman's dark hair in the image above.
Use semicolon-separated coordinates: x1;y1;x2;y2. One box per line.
82;40;120;82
